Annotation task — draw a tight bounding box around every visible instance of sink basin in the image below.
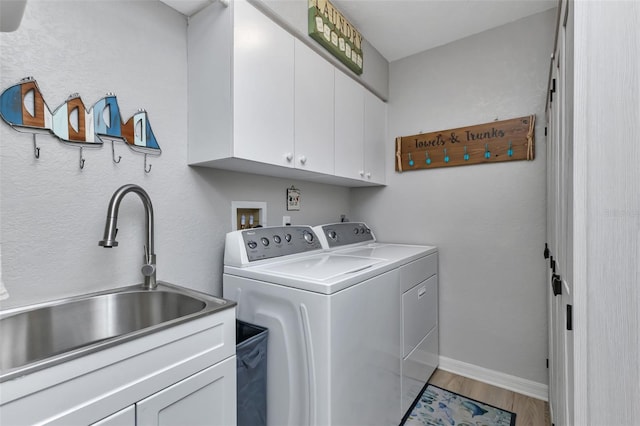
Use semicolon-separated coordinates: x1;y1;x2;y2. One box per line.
0;282;234;382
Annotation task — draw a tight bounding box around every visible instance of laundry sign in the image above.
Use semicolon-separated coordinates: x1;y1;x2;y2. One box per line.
395;115;535;172
308;0;363;75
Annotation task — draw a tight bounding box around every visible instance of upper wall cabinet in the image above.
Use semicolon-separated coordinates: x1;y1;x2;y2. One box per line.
188;0;386;187
334;71;386;184
188;0;294;168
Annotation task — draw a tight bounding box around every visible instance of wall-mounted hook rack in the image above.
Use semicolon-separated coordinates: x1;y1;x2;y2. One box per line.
395;115;535;172
111;141;122;163
33;134;40;159
0;77;163;172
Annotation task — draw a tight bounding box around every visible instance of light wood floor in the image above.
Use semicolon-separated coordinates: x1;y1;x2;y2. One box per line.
427;369;551;426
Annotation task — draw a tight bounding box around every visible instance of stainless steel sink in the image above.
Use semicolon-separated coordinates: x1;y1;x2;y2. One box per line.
0;282;234;382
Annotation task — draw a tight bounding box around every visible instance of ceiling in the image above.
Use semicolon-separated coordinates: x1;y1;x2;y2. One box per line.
161;0;557;62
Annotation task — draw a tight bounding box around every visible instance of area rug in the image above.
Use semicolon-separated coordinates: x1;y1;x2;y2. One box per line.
402;384;516;426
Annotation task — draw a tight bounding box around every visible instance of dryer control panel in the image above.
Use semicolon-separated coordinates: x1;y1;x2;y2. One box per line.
225;226;323;265
315;222;375;249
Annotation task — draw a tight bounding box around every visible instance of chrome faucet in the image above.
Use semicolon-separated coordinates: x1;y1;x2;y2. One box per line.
98;184;157;290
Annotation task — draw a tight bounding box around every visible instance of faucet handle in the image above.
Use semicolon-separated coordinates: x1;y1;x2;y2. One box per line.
141;263;156;277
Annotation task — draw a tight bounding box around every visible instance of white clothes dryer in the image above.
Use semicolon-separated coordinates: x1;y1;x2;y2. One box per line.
313;222;439;416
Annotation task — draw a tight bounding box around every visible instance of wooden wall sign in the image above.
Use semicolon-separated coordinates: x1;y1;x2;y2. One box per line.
308;0;363;75
395;115;535;172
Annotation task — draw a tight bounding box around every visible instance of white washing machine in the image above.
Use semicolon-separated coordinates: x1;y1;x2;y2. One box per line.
223;224;438;425
313;222;439;416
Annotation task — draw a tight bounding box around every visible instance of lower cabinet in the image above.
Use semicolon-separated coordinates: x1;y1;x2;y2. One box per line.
137;357;236;426
92;357;237;426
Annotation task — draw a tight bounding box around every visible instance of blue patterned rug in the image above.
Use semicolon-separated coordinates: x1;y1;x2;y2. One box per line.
402;384;516;426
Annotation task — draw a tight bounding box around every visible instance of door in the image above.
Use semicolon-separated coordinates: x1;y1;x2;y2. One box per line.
334;70;364;180
136;357;236;426
233;0;295;166
363;90;386;184
294;39;335;174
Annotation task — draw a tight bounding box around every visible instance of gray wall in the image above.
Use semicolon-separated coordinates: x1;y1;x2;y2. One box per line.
0;0;349;309
351;9;556;385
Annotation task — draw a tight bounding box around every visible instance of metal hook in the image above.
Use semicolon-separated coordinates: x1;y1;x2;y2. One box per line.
144;154;152;173
444;148;450;163
111;141;121;163
33;134;40;159
79;146;85;169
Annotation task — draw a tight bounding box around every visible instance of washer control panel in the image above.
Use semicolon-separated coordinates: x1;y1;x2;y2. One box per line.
316;222;375;248
241;226;322;262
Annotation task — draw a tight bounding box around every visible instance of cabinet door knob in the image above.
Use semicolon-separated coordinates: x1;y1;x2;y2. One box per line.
359;170;365;176
366;172;371;179
299;155;307;165
285;153;293;162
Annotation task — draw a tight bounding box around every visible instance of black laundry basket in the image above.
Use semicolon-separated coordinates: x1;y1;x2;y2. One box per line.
236;320;268;426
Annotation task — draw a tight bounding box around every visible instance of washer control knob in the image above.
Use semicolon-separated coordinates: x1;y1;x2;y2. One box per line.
284;233;292;242
303;231;314;243
273;235;282;244
247;240;258;249
353;228;359;234
328;230;337;240
261;237;270;246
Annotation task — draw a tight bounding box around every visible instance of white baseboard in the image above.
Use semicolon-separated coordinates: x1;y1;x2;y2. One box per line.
437;356;548;401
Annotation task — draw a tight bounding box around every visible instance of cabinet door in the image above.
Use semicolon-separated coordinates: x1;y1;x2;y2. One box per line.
136;356;236;426
364;90;386;184
334;70;364;180
294;40;334;174
233;0;294;166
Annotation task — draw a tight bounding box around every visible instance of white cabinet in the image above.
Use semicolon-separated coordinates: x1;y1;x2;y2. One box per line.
294;39;334;175
232;1;294;167
188;0;294;168
334;70;365;180
364;90;386;184
137;357;236;426
334;70;387;184
188;0;385;187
